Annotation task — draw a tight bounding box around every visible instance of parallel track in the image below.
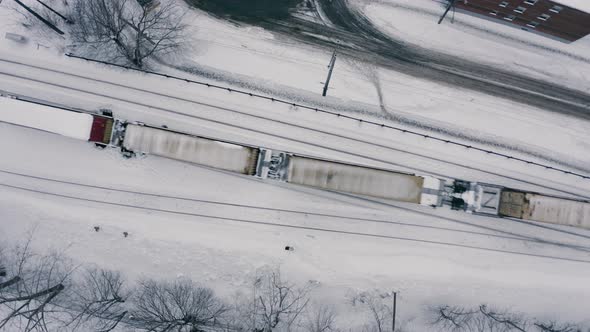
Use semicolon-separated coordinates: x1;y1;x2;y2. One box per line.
2;181;590;264
3;167;590;250
1;59;588;201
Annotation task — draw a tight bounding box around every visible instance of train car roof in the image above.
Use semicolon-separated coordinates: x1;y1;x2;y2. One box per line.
0;97;93;141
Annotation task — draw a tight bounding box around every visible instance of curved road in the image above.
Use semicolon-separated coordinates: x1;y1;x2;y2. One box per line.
206;0;590;120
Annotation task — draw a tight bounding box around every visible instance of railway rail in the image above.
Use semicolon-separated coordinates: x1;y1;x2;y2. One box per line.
2;181;590;264
0;93;588;230
0;59;588;201
65;53;590;179
2;167;588;250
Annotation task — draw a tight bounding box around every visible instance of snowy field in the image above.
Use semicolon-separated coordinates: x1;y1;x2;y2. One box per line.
1;0;590;329
3;124;590;329
360;0;590;92
164;1;590;175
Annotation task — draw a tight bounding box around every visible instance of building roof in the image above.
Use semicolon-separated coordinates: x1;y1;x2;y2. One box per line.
554;0;590;13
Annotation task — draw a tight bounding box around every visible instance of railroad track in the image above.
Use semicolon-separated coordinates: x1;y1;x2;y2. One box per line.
3;167;589;250
0;57;588;201
68;53;590;179
2;179;590;264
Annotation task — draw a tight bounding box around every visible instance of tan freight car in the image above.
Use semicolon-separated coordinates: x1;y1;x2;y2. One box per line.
287;156;425;203
122;124;260;175
120;123;443;206
499;190;590;229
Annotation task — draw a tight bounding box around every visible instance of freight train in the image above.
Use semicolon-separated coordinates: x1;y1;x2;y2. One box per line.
1;94;588;229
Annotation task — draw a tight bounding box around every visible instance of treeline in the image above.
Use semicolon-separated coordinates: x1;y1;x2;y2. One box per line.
1;236;585;332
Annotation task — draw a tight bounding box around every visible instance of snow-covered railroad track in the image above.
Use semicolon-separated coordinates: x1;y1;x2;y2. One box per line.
2;180;590;264
345;190;590;242
0;58;588;200
4;167;589;250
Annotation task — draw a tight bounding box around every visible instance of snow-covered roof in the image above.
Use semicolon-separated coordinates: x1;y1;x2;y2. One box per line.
0;97;93;140
553;0;590;13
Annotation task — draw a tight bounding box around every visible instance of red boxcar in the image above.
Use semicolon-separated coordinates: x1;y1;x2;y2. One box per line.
89;115;114;145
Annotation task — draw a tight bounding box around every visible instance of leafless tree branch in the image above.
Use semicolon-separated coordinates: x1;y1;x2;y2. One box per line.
429;304;581;332
0;236;73;332
127;278;227;331
304;303;337;332
251;269;312;331
70;0;186;67
534;321;580;332
64;267;128;331
478;305;527;332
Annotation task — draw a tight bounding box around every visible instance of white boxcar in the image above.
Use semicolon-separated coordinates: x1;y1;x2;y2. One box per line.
287;156;425;203
0;96;92;140
122;124;260;175
499;190;590;229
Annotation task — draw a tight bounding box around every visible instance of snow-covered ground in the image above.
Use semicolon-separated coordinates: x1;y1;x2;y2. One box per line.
360;0;590;92
1;0;590;329
2;0;590;173
1;50;588;198
555;0;590;12
0;96;93;140
167;1;590;174
2;124;590;329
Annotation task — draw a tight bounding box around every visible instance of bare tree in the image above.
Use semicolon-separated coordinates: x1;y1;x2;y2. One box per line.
534;321;581;332
65;268;128;332
431;305;475;331
478;305;527;332
304;303;337;332
125;0;186;67
128;278;227;331
429;304;584;332
351;291;394;332
70;0;186;67
69;0;128;61
431;304;524;332
0;237;73;332
7;0;65;31
251;269;313;332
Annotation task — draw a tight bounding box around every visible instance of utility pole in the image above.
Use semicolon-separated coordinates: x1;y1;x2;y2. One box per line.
322;50;337;97
12;0;64;35
438;0;456;24
391;291;397;332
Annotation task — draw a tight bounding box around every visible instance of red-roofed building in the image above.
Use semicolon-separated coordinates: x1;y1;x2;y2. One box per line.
450;0;590;42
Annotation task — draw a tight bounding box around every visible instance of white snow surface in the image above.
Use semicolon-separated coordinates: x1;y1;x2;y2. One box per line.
554;0;590;12
0;96;92;140
2;123;590;329
359;0;590;91
0;0;590;329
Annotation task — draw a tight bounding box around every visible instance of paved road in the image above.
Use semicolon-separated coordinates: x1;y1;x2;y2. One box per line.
197;0;590;120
